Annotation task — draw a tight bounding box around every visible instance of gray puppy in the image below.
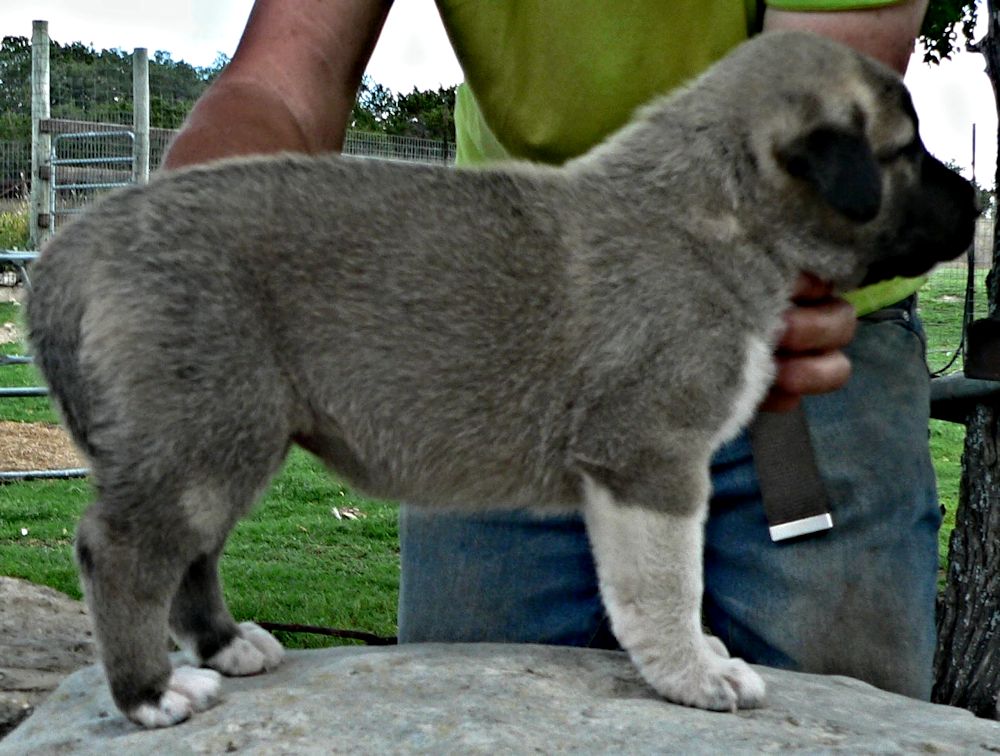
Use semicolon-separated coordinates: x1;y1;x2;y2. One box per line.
28;30;977;728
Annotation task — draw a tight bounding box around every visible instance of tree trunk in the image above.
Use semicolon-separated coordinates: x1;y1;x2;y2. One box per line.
934;406;1000;716
933;0;1000;718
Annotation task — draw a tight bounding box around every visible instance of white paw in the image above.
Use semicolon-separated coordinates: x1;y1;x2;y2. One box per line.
170;666;223;710
128;667;222;728
205;622;284;676
642;649;766;712
238;621;285;668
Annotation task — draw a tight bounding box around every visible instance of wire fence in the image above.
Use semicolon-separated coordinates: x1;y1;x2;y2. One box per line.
47;57;209;132
1;124;455;185
0;117;457;244
923;218;994;375
0;118;459;286
0;141;31;208
344;130;455;164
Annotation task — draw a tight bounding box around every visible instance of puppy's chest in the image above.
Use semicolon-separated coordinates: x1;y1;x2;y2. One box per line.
711;334;775;449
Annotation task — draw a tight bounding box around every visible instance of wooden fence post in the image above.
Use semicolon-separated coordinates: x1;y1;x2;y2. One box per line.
133;47;150;184
29;19;51;250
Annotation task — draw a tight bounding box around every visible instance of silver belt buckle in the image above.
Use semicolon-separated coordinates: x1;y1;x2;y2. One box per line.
768;513;834;542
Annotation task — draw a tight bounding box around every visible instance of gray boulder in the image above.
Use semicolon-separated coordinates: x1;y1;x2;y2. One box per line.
3;643;999;754
0;577;94;738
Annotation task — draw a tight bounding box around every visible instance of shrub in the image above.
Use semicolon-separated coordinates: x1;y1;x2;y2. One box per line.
0;203;30;250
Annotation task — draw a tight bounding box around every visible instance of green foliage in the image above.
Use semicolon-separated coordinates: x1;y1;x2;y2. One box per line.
0;36;30;142
921;0;979;63
394;86;456;142
0;34;230;141
0;205;29;250
351;75;456;142
1;34;453;144
351;77;397;132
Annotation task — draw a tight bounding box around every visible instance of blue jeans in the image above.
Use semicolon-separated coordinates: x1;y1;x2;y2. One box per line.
397;300;940;699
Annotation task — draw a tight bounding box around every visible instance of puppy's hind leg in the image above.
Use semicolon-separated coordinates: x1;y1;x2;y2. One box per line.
581;469;766;712
169;542;284;678
75;500;223;728
79;431;288;728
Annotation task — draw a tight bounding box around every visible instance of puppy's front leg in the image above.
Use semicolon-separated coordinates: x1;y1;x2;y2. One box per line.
581;475;765;711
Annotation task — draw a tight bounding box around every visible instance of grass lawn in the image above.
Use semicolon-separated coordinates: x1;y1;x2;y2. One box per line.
920;263;989;375
0;446;400;648
0;265;981;640
919;263;982;574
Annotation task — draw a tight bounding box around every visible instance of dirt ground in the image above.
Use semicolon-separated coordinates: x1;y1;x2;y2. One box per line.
2;285;84;472
0;421;84;472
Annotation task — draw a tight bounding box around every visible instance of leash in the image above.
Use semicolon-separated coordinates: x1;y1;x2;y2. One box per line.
749;406;834;542
257;621;397;646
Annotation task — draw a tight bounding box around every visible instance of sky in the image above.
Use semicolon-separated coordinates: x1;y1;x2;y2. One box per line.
3;0;995;185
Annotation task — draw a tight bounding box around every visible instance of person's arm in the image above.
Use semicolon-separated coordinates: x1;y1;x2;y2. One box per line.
758;0;928;410
162;0;393;169
764;0;929;74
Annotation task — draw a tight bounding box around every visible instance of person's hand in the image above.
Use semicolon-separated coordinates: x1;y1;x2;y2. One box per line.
760;273;857;412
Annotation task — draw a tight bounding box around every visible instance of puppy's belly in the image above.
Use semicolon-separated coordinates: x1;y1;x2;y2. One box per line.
295;427;580;511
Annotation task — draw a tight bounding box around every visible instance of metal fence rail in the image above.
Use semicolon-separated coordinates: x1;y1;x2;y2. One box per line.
1;249;89;482
50;130;135;232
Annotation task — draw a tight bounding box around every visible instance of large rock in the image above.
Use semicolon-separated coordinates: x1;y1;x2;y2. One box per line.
3;643;999;754
0;577;94;738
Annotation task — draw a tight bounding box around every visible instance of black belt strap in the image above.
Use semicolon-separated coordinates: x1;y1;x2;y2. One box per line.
749;405;834;542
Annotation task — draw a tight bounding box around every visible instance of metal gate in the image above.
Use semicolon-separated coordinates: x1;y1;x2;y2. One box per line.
49;130;135;232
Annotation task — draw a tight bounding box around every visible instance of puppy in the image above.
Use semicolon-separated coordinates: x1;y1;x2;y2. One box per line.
28;31;977;727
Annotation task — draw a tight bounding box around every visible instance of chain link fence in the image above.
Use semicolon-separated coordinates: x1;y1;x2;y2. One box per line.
48;55;204;131
344;130;456;164
0;141;31;210
924;218;995;375
1;119;458;285
3;124;455;198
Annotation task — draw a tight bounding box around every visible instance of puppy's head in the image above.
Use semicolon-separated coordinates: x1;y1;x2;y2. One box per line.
708;31;979;290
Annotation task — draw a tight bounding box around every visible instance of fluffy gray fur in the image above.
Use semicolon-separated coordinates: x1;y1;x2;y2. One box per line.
28;31;977;727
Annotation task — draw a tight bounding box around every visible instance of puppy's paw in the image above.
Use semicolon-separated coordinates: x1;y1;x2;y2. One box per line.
705;635;730;659
238;621;285;668
206;622;284;676
643;649;766;712
170;665;223;709
128;666;222;728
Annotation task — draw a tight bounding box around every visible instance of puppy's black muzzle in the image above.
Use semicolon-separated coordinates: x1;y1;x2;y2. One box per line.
862;154;980;286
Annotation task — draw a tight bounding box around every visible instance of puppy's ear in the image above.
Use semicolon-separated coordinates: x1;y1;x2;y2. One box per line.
778;128;882;222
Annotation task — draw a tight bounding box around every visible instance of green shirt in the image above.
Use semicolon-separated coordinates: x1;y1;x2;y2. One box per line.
436;0;919;314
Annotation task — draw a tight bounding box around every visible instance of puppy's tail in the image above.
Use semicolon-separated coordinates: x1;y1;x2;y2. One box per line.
26;237;100;461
